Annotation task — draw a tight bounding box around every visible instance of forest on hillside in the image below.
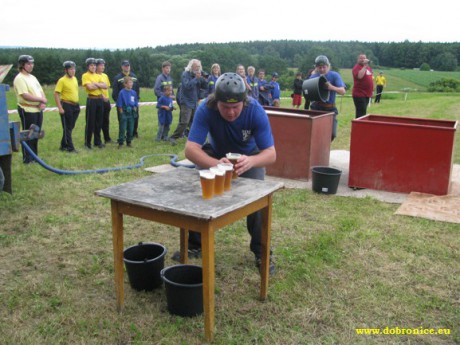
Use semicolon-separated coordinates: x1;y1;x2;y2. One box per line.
1;40;459;89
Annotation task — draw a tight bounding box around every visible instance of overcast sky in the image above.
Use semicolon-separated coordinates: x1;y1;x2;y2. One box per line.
1;0;458;50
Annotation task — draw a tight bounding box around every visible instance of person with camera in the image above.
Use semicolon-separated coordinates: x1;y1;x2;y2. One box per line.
352;54;374;118
169;59;206;145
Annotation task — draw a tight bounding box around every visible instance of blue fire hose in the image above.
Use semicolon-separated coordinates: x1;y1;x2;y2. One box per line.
20;141;195;175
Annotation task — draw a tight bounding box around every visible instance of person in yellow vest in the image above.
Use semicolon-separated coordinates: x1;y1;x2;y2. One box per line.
96;58;113;143
54;61;80;153
81;57;107;149
13;55;47;164
375;71;387;103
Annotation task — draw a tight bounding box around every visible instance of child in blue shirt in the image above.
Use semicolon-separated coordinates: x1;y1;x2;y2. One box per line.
155;85;175;141
116;76;138;147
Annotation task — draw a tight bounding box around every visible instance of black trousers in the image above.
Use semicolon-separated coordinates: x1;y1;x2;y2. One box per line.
375;85;383;103
85;98;103;147
18;107;43;163
101;100;112;142
188;145;267;258
353;97;370;118
60;102;80;151
133;107;140;136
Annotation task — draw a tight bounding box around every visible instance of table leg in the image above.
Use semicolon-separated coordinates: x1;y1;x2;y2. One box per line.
179;228;189;263
260;194;273;300
201;225;215;341
111;200;124;312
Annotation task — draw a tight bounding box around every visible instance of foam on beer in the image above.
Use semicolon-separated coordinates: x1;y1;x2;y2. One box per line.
199;170;215;179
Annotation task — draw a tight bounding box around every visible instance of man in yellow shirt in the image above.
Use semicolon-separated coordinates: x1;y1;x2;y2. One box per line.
82;58;107;149
13;55;47;164
54;61;80;153
96;58;112;143
375;72;387;103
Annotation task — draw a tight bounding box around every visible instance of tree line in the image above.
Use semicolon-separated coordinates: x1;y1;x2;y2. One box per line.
0;40;458;90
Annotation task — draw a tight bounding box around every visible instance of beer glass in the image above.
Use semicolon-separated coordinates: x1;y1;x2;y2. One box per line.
199;170;215;199
226;153;241;179
217;163;233;191
210;167;225;196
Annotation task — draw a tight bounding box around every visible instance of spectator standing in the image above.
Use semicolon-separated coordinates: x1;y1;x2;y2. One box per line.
154;61;174;100
292;72;303;109
207;63;221;94
155;85;175;141
236;64;252;93
352;54;374;118
96;58;112;143
258;69;273;106
13;55;47;163
54;61;80;153
246;66;259;100
374;72;386;103
81;57;107;149
112;60;141;137
308;55;346;141
169;59;206;146
116;76;138;148
270;72;281;107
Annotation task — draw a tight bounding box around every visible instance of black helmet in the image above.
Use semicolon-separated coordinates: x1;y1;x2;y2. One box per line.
85;57;96;66
96;58;105;65
18;55;34;64
215;73;246;103
315;55;330;66
63;61;76;69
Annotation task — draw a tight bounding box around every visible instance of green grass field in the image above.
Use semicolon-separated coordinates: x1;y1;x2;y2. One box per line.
1;71;459;344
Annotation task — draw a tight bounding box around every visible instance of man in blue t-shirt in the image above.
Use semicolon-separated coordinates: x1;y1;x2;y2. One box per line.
308;55;346;141
175;72;277;275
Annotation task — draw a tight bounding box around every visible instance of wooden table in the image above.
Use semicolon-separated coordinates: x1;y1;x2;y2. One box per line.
95;167;284;341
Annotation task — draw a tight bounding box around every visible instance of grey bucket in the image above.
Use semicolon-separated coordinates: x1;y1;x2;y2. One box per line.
302;75;330;102
311;166;342;195
123;242;167;291
160;264;203;317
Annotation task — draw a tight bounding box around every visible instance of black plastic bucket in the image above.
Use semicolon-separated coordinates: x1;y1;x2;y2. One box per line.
160;265;203;317
311;166;342;195
302;75;330;102
123;242;167;291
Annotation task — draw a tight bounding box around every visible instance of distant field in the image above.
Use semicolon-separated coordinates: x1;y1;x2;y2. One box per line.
340;68;460;92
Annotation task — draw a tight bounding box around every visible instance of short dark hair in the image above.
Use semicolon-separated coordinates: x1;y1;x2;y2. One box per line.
162;61;171;68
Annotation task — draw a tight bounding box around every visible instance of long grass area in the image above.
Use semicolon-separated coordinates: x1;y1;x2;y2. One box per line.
0;89;459;344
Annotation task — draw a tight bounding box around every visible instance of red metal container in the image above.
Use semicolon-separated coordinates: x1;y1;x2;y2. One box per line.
348;114;458;195
264;106;334;180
